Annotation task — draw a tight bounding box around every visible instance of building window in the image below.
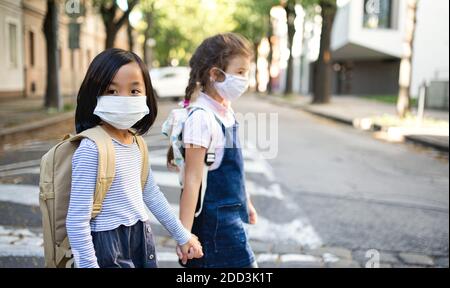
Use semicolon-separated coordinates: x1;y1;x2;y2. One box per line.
29;31;35;67
31;82;36;94
8;22;18;68
363;0;393;29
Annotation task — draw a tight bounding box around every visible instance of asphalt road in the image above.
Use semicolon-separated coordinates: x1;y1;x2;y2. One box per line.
0;94;448;268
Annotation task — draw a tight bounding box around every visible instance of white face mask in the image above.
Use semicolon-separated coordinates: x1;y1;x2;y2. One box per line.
213;69;249;102
93;96;149;130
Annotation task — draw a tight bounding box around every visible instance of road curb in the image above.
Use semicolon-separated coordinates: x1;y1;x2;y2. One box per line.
404;135;449;152
261;95;354;126
298;107;355;126
258;94;449;153
0;112;74;149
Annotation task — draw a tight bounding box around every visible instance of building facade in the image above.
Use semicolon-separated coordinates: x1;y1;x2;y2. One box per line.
0;0;139;100
0;0;25;98
330;0;449;98
266;0;450;105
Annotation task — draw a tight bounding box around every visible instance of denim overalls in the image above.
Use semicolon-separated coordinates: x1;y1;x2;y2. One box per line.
185;108;255;268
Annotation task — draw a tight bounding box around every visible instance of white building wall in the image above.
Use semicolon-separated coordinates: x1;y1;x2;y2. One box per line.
331;1;352;51
411;0;449;96
348;0;405;58
0;0;24;96
331;0;449;97
332;0;405;58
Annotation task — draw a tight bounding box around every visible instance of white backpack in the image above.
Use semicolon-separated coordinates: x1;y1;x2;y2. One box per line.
162;104;219;217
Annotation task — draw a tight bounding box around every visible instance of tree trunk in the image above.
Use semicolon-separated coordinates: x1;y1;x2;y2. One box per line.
100;0;138;50
143;9;154;66
284;0;296;96
253;41;260;92
127;19;134;51
266;18;274;94
43;0;61;110
312;0;337;104
105;24;117;49
397;0;418;118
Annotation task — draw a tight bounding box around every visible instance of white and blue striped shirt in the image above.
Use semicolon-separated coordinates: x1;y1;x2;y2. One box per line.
66;138;191;268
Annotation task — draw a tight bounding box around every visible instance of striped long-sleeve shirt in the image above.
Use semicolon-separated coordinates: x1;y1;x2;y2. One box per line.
66;137;191;268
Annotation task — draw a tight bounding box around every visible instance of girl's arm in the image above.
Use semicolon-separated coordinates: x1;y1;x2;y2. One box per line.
142;168;192;245
180;109;211;231
66;139;99;268
179;144;207;231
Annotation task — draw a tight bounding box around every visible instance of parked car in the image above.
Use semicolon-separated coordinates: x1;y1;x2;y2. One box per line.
149;66;190;101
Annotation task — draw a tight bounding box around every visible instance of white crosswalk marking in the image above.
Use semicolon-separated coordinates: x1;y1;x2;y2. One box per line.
0;134;323;264
0;167;40;177
0;159;41;172
146;203;322;249
0;226;43;257
3;141;55;153
152;171;180;188
0;184;39;206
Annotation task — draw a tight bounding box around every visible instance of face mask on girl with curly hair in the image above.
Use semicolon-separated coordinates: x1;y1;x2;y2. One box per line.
211;68;249;102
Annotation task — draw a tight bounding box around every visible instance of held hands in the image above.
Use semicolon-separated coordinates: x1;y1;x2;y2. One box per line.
176;234;204;265
248;202;258;225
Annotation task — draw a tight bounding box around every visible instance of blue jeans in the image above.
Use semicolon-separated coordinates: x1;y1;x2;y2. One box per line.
91;220;158;268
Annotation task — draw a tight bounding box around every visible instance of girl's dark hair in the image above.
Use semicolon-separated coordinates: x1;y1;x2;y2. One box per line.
167;33;253;169
75;48;157;135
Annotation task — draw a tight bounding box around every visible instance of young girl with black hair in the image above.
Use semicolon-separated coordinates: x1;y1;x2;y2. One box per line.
66;48;203;268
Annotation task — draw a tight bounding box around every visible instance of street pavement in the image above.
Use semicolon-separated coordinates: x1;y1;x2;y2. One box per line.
0;95;448;268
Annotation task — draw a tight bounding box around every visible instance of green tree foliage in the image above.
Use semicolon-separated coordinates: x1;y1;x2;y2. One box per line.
139;0;239;67
233;0;278;91
233;0;278;45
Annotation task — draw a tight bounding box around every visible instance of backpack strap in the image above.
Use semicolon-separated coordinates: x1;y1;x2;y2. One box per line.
188;105;221;165
132;132;150;190
70;125;115;219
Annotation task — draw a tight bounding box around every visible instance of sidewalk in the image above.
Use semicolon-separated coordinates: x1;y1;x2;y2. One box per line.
257;94;449;152
0;97;76;151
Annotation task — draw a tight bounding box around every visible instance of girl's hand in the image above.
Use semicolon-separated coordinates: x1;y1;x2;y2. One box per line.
248;202;258;225
176;234;203;265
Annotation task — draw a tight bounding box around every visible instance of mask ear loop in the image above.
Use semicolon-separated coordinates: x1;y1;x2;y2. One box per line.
211;67;227;83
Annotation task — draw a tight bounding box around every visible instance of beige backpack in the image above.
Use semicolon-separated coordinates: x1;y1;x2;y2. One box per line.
39;125;149;268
